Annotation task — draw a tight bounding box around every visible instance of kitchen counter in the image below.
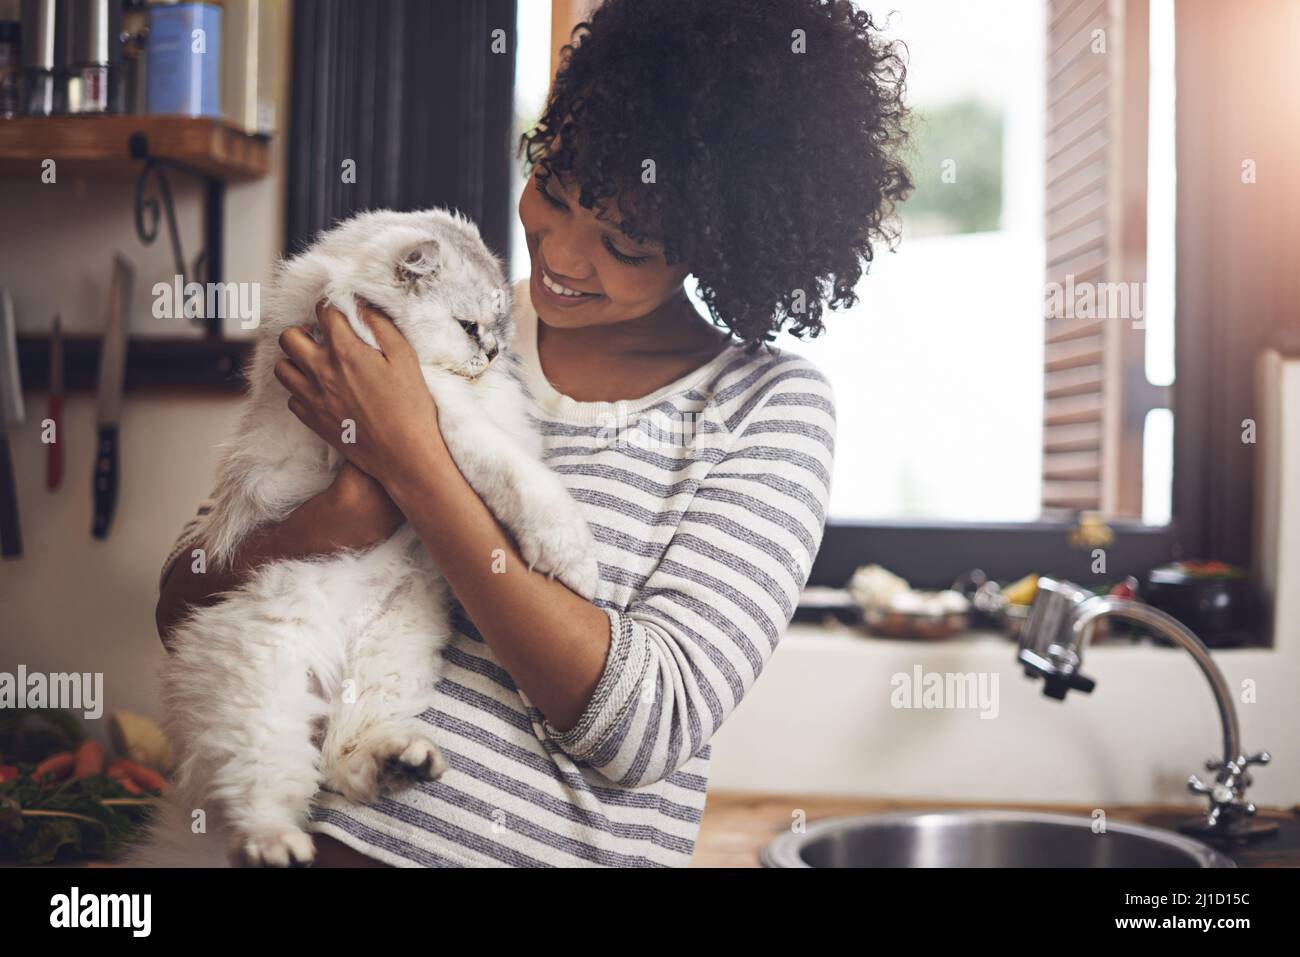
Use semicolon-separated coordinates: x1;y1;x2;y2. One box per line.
691;792;1300;867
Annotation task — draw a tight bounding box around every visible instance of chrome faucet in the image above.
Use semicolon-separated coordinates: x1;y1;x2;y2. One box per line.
1018;577;1275;841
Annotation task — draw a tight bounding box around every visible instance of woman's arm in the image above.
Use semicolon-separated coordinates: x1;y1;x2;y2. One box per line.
155;464;404;649
383;433;611;731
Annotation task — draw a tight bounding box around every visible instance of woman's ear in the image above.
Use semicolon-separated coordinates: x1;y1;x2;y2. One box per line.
396;240;441;287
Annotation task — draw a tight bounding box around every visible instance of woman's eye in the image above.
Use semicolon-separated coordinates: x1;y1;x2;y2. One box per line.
603;236;650;266
536;180;567;211
534;177;648;266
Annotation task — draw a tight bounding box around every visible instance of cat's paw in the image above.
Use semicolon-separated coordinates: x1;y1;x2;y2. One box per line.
555;550;600;600
232;828;316;868
389;734;447;784
518;509;600;600
326;729;446;804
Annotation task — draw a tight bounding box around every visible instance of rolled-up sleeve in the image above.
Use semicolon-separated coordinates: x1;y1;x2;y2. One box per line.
543;361;835;787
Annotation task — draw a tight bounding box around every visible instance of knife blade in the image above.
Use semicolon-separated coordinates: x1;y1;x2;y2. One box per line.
92;255;133;540
47;313;63;491
0;287;24;558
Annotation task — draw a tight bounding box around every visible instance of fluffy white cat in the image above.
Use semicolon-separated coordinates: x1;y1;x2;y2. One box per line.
132;209;597;867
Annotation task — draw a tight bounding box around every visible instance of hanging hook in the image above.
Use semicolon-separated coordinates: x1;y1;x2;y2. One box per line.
128;132;210;324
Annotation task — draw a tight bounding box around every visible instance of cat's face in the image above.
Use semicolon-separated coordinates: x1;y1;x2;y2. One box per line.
326;210;512;378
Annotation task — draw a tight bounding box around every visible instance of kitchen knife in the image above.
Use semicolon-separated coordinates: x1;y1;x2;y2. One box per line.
47;313;63;491
92;256;133;540
0;287;24;558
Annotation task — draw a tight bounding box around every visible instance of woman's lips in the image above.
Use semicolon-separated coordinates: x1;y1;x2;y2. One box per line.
532;263;602;308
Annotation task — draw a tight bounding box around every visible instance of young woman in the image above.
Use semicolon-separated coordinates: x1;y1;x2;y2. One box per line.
156;0;909;867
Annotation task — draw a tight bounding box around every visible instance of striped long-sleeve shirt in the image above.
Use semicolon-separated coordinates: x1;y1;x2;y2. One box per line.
161;280;835;866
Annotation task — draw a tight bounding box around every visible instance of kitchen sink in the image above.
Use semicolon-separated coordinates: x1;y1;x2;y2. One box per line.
761;810;1236;868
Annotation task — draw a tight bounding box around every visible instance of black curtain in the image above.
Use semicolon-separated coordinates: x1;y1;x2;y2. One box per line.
285;0;519;259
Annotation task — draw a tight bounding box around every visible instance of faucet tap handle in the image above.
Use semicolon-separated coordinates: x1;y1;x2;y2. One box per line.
1187;774;1234;806
1205;750;1271;779
1041;669;1095;700
1189;769;1262;830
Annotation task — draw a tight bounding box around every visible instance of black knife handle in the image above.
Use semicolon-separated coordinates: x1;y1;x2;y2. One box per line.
92;425;119;540
0;434;21;558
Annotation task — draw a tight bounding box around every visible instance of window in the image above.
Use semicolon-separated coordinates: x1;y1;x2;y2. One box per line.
509;0;556;281
787;0;1177;534
792;0;1048;524
799;0;1194;592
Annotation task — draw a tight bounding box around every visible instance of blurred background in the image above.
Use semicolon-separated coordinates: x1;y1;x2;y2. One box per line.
0;0;1298;864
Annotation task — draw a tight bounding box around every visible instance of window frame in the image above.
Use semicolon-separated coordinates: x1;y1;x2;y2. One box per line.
807;517;1186;592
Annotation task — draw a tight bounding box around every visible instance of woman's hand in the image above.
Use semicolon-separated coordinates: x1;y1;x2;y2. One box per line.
157;462;403;648
275;299;447;494
321;462;406;549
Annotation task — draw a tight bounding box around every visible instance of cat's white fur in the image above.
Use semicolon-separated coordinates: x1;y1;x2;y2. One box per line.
130;209;597;867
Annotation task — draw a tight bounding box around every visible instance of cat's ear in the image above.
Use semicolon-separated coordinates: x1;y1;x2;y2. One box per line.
396;240;440;286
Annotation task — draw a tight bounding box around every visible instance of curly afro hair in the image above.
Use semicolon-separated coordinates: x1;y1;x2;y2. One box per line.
520;0;912;349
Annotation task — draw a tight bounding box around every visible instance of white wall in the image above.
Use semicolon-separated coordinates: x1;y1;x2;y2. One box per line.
0;396;244;719
0;8;291;739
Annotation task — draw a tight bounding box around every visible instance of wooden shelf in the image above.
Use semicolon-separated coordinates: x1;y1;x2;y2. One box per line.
0;115;271;180
2;116;271;390
17;335;253;394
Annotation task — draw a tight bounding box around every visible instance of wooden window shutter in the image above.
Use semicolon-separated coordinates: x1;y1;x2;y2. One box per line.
1042;0;1154;518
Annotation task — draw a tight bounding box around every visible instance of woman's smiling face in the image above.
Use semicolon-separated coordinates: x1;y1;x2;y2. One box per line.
518;169;691;329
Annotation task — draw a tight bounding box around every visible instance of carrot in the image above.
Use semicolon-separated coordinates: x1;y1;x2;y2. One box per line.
111;759;168;793
72;740;105;780
32;752;75;782
106;764;145;795
0;766;18;783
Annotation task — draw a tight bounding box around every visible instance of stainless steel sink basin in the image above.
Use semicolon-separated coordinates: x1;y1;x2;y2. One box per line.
761;810;1236;868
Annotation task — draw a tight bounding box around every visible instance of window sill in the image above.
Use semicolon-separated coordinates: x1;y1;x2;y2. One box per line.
783;620;1275;654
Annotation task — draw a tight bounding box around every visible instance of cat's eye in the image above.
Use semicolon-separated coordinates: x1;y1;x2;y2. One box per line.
459;319;479;336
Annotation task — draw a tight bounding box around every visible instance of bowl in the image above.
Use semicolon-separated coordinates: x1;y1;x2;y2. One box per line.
860;606;970;640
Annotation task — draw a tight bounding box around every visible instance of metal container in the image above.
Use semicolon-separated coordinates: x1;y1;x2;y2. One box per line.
66;0;110;113
20;0;57;114
762;810;1237;868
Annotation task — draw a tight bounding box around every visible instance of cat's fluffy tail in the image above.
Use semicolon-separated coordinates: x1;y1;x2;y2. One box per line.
118;786;232;868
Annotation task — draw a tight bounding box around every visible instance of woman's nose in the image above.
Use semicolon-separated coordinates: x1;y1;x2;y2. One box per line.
539;238;592;283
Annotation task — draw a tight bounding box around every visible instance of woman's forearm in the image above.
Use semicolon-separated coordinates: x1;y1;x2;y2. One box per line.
386;439;611;732
155;467;403;648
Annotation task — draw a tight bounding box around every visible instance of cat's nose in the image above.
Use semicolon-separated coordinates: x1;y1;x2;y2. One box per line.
486;344;499;361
